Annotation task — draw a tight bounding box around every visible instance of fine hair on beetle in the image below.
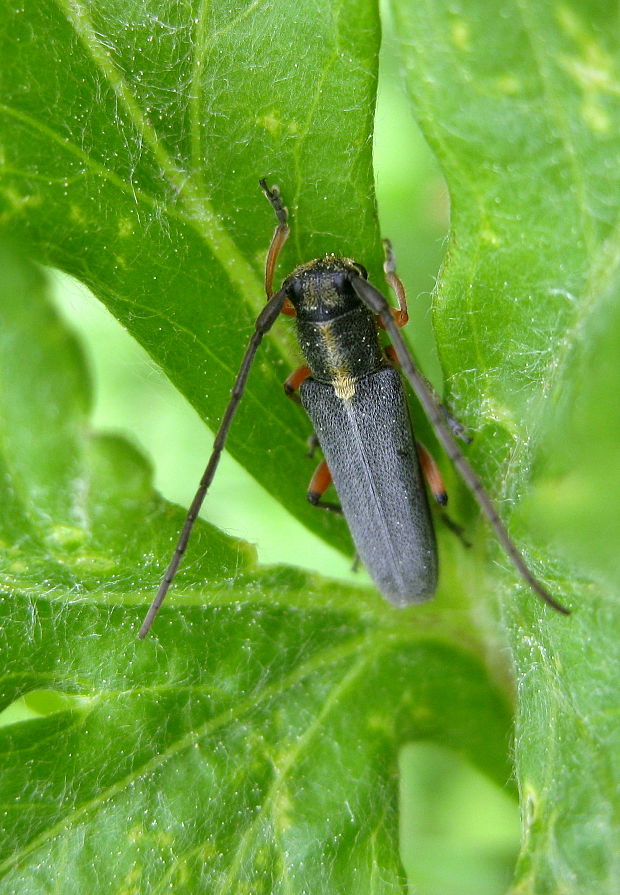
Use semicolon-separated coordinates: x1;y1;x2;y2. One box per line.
138;181;569;638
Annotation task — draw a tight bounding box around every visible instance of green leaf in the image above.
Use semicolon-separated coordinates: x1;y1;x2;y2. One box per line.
391;0;620;890
0;0;385;554
0;246;512;891
4;0;617;890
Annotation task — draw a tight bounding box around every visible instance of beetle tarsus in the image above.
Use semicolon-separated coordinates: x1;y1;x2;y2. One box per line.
441;405;473;443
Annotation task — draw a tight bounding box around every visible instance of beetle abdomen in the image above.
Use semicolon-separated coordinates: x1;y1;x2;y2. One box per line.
300;367;437;606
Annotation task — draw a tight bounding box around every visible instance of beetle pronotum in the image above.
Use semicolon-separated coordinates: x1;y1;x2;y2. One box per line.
138;182;569;637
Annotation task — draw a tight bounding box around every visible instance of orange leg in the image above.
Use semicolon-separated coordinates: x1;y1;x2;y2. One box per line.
417;442;448;506
384;344;399;367
417;443;471;546
284;364;312;401
283;365;322;456
307;459;342;514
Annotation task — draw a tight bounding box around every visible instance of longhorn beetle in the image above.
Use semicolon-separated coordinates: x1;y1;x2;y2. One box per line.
138;181;569;637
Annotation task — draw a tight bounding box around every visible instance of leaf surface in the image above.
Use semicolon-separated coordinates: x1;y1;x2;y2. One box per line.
0;0;385;553
0;247;512;892
391;1;620;890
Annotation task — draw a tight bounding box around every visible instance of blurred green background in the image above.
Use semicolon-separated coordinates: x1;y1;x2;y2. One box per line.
33;13;520;895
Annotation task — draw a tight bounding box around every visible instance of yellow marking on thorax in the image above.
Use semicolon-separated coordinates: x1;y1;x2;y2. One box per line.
318;321;356;401
319;319;339;356
333;370;356;401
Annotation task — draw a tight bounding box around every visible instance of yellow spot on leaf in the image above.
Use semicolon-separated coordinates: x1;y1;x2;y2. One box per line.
450;19;471;53
481;228;502;247
69;204;86;225
118;862;142;895
257;110;298;136
70;553;116;573
128;824;144;843
118;217;134;238
581;98;610;133
496;74;521;95
47;524;85;551
2;187;41;213
257;110;283;135
556;5;618;133
274;787;294;832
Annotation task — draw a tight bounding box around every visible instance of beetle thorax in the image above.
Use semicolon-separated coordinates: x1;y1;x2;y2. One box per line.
286;257;385;392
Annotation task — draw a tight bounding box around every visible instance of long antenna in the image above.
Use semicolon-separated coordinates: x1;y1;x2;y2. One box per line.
351;275;570;615
138;289;288;638
139;184;291;638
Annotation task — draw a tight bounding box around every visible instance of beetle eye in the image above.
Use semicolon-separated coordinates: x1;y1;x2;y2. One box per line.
286;278;302;302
